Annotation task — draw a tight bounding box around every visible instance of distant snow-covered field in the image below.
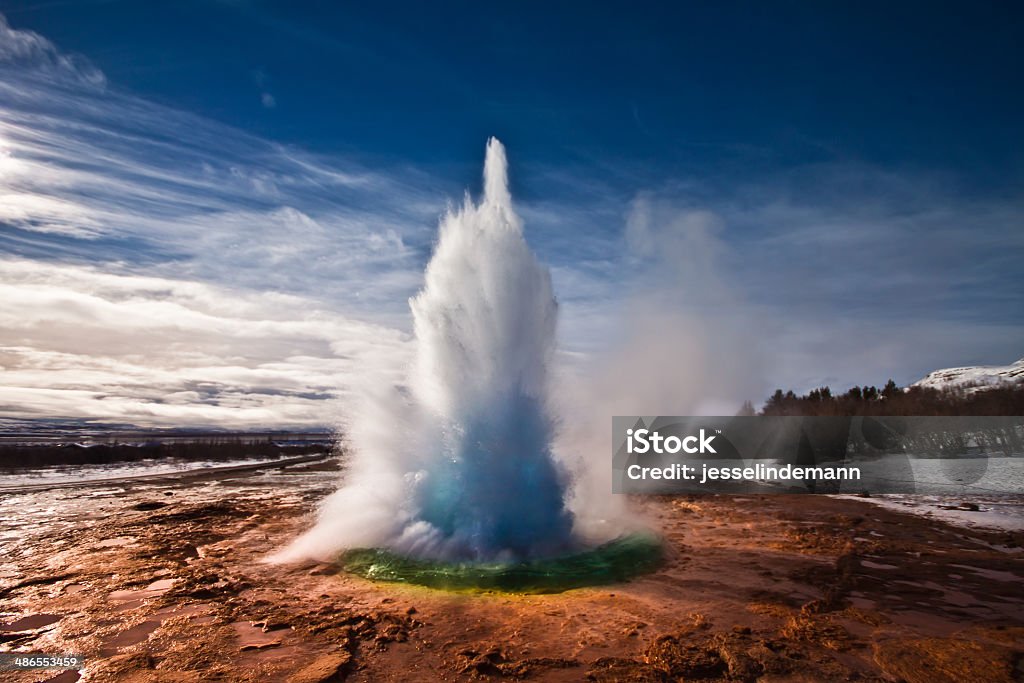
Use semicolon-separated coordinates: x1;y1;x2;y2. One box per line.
0;456;288;487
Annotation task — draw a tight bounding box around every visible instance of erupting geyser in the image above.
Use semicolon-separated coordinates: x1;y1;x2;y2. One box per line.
278;139;659;587
404;137;573;560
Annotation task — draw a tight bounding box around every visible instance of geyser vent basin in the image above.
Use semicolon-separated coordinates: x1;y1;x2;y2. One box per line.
338;533;663;594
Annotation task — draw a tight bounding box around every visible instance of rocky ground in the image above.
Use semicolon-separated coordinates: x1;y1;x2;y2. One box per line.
1;458;1022;682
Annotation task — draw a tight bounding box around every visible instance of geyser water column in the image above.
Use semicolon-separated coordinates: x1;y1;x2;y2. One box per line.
405;137;573;560
278;138;661;588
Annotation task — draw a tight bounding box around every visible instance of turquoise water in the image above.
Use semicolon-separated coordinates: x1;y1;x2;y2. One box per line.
339;533;664;594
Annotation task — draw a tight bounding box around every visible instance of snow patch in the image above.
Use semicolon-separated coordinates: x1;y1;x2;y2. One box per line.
912;357;1024;391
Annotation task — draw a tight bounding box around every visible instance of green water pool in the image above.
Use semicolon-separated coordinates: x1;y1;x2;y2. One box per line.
339;532;664;594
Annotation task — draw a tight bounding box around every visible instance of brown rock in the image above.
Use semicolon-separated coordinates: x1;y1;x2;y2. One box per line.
874;637;1019;683
88;653;205;683
746;642;791;676
587;656;667;682
251;618;290;632
307;564;336;576
644;635;726;678
779;615;852;651
95;652;156;671
287;652;353;683
717;640;763;682
114;675;203;683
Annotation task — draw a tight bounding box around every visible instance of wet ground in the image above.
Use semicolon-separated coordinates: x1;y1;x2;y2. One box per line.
1;458;1022;682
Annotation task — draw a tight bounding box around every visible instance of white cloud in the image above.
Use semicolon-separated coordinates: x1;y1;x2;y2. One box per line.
0;14;105;88
0;259;412;427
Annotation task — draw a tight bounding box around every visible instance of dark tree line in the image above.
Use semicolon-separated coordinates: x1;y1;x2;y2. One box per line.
752;382;1024;457
758;381;1024;416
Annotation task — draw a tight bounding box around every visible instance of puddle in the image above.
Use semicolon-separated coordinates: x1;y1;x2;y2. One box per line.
110;578;176;603
113;598;145;612
861;560;899;570
41;672;80;683
239;643;302;666
949;564;1019;582
232;621;283;650
105;619;161;650
848;596;876;610
95;536;137;548
147;578;176;591
0;613;62;631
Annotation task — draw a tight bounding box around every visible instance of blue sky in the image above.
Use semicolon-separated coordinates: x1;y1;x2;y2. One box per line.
0;2;1022;426
6;1;1022;175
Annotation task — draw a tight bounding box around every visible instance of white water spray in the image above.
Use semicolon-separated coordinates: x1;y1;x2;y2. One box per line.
279;138;581;562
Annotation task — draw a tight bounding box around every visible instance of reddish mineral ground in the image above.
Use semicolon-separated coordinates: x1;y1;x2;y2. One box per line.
1;457;1022;682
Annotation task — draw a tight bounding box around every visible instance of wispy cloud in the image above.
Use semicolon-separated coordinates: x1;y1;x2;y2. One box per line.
0;14;446;323
0;13;105;88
